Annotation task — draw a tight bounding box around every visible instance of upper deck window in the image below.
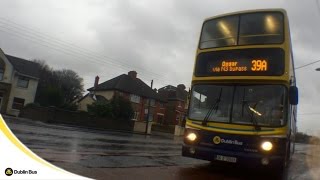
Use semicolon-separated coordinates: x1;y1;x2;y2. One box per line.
239;13;284;45
200;16;239;49
199;12;284;49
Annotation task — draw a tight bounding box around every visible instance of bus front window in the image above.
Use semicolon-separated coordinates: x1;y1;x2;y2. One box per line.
189;85;233;123
232;85;286;126
188;85;287;127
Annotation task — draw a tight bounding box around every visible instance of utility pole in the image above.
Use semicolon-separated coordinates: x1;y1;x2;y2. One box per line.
145;80;153;135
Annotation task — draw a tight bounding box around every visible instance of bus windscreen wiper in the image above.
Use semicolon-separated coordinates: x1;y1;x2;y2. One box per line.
242;101;261;131
241;88;260;131
202;88;222;126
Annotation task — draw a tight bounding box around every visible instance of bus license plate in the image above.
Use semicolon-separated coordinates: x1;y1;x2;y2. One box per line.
215;155;237;163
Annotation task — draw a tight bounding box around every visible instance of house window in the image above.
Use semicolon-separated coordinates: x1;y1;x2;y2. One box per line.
130;94;140;103
12;97;25;110
159;103;164;108
132;112;139;120
0;69;4;80
17;76;29;88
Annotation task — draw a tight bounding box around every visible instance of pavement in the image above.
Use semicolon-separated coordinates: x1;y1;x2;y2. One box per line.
3;116;320;180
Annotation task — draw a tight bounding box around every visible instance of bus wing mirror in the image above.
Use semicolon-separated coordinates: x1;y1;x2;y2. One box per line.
289;86;298;105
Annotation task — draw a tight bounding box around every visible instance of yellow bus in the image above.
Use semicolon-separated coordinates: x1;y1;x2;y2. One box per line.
182;9;298;172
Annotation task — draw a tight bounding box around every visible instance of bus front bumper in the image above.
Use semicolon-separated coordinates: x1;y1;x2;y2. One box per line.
182;144;284;168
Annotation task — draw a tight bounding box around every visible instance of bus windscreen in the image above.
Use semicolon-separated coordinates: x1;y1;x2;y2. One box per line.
195;48;284;76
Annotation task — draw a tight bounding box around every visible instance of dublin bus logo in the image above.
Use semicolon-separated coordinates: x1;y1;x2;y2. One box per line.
5;168;13;176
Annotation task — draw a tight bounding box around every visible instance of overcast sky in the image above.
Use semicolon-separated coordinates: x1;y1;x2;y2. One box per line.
0;0;319;134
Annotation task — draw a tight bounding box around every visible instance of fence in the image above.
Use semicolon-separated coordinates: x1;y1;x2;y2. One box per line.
20;106;134;131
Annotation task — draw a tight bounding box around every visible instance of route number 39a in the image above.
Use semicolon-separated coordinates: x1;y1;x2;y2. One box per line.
251;60;267;71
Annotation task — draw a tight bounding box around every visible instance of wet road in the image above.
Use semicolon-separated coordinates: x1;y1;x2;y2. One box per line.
4;116;320;180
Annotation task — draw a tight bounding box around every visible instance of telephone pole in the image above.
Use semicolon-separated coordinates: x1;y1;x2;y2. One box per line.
145;80;153;135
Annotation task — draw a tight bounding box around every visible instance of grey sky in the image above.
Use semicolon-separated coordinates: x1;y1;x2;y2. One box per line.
0;0;319;134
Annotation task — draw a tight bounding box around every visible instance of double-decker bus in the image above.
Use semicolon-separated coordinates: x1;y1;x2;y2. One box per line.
182;9;298;171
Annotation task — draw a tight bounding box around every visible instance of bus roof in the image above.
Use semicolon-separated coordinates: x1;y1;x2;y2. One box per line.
204;9;287;22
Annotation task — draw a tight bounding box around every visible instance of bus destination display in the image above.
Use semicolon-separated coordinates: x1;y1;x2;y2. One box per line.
211;59;268;73
195;48;284;76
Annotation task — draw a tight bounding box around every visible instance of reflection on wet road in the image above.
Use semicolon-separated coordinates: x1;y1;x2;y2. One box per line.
4;116;320;180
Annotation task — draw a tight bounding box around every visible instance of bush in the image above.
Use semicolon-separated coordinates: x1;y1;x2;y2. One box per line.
87;101;112;118
24;102;41;108
86;96;133;120
59;103;78;111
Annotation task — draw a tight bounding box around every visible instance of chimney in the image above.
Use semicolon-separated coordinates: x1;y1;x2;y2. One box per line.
177;84;186;90
94;76;99;89
128;71;137;79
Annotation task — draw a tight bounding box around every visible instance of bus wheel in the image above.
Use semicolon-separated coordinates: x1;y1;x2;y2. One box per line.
279;143;291;172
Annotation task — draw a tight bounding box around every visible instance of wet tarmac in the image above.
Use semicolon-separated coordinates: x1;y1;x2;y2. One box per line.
4;116;320;180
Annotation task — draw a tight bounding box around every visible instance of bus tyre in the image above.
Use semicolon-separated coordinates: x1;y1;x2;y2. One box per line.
277;144;290;174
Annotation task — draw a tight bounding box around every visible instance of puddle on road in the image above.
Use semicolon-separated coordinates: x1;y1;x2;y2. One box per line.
77;155;206;168
305;144;320;180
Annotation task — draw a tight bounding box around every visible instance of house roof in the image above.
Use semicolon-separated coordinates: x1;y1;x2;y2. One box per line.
158;85;188;101
5;54;40;78
88;74;165;102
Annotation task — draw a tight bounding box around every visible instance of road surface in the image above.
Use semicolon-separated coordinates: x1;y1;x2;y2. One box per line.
3;116;320;180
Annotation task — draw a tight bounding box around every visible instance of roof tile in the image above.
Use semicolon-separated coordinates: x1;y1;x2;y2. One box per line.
5;54;40;78
88;74;165;102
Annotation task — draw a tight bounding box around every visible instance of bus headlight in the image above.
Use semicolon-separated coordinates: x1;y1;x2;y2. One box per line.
261;141;273;151
186;133;197;142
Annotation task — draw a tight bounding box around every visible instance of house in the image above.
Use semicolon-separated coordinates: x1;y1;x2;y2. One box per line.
78;71;166;122
0;49;40;116
77;93;108;112
157;84;188;125
77;76;108;112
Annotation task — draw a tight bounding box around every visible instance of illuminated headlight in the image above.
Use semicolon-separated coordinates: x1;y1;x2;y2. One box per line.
261;141;273;151
186;133;197;141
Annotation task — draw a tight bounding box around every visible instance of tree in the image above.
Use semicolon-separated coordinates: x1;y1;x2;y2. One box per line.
34;60;84;109
34;60;60;106
87;101;112;117
55;69;84;104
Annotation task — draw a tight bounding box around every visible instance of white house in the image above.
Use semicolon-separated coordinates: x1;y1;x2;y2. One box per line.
0;49;40;116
